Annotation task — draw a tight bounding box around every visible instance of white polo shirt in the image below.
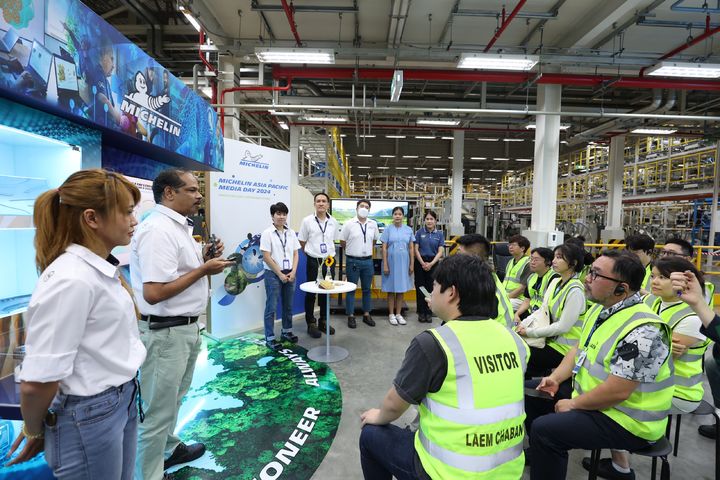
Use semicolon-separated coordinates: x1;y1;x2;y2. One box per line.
130;204;208;317
260;225;301;271
19;244;146;396
298;214;339;259
340;217;379;257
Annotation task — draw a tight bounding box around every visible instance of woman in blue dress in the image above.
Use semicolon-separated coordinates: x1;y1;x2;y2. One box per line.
381;207;414;326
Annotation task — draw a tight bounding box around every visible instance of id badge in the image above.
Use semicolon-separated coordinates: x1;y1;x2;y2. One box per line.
320;243;327;254
572;350;587;375
282;259;290;270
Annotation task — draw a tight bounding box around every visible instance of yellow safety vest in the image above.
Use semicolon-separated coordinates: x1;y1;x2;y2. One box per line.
641;264;652;292
573;302;673;441
527;270;559;313
706;282;716;308
546;276;587;356
493;273;514;329
416;320;529;479
503;256;530;299
651;297;711;402
642;293;657;308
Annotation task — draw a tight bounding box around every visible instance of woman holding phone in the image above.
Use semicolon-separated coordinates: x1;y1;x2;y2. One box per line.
413;210;444;323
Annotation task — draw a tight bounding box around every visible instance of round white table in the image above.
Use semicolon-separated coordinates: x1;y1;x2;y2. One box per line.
299;280;357;363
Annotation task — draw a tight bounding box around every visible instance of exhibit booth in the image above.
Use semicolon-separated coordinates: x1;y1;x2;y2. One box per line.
0;0;223;476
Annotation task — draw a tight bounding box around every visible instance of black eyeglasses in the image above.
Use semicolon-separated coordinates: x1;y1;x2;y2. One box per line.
587;268;622;283
658;250;683;257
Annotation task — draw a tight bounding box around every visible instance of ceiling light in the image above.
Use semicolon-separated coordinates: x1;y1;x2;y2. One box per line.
489;169;503;172
377;166;390;169
425;155;441;158
486;177;497;180
278;121;289;130
645;61;720;78
526;124;570;130
432;168;446;171
415;135;436;139
477;138;499;142
441;136;454;140
494;157;509;161
178;5;202;32
356;154;372;157
391;70;403;102
470;156;486;160
359;134;376;138
416;119;461;126
470;168;484;171
380;154;395;158
397;167;409;170
631;127;678;135
358;166;371;169
386;135;406;139
422;176;433;179
516;158;533;162
503;138;524;142
302;114;348;122
416;167;428;170
255;47;335;64
402;155;419;158
457;53;539;71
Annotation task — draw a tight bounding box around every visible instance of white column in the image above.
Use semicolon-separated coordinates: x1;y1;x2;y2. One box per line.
523;84;563;247
290;126;300;187
601;135;626;242
219;57;236;138
450;130;465;235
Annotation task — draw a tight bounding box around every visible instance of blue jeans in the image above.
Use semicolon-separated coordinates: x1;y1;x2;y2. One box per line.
264;270;295;340
345;257;374;315
44;379;138;480
359;424;420;480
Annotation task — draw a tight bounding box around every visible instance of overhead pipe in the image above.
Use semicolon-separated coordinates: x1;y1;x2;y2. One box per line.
286;122;531;133
671;0;720;13
219;79;293;134
484;0;528;52
271;67;720;91
639;21;720;76
281;0;303;46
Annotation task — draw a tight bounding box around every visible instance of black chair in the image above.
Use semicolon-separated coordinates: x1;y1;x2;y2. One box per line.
587;437;672;480
665;399;719;480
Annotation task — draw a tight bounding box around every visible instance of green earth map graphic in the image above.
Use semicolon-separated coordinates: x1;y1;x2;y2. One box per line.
0;0;34;29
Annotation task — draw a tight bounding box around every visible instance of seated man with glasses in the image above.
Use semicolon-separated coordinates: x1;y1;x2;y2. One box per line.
659;237;715;306
524;250;673;480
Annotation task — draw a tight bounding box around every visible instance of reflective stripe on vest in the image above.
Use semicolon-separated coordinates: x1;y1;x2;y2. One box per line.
528;271;557;312
652;297;710;402
546;277;586;355
641;264;652;291
417;429;523;473
416;321;528;479
503;256;530;296
643;294;657;308
572;305;673;440
706;282;715;307
494;274;514;329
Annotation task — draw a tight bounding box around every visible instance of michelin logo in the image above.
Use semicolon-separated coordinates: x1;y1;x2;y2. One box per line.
120;71;181;137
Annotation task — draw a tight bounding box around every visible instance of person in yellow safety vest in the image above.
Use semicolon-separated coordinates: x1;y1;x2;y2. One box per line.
524;250;673;480
625;234;656;295
516;243;587;379
660;238;715;307
359;254;529;480
584;257;711;480
503;235;532;312
513;247;558;324
455;234;514;329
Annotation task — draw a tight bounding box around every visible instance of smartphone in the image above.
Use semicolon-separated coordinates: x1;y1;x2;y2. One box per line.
419;286;431;298
206;234;218;258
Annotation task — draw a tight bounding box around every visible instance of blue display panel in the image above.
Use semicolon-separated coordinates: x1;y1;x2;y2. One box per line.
0;0;223;171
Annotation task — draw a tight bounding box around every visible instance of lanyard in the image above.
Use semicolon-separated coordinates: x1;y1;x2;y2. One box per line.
359;221;368;243
315;216;328;239
581;314;604;350
275;229;288;259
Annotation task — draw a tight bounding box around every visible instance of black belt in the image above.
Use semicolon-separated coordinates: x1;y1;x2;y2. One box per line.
140;314;198;330
346;255;372;260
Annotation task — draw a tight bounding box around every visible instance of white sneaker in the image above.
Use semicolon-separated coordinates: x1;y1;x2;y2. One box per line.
396;314;407;325
388;314;398;325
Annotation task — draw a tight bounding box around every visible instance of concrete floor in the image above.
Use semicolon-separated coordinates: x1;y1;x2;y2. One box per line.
280;309;719;480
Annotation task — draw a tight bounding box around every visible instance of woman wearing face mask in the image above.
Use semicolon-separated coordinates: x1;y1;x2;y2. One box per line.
7;170;146;479
516;243;586;378
413;211;444;323
380;207;414;325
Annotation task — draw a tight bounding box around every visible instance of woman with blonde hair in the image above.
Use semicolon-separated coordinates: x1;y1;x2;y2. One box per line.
7;169;146;480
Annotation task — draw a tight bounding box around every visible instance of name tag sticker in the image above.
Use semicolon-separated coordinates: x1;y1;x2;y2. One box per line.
319;243;327;254
283;259;291;270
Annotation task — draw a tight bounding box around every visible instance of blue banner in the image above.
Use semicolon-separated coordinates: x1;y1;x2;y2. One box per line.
0;0;223;170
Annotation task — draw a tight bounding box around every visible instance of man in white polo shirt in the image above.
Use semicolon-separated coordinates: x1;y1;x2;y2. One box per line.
340;199;379;329
130;169;232;480
298;192;340;338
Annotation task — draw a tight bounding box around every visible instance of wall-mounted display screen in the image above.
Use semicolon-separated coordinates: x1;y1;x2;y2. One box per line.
330;199;410;233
